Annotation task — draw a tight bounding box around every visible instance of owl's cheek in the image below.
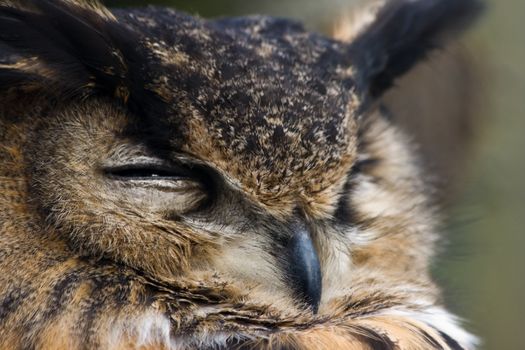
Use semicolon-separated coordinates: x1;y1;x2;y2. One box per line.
205;241;301;308
295;226;350;307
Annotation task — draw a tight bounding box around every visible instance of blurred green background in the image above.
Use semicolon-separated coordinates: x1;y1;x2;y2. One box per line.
104;1;525;348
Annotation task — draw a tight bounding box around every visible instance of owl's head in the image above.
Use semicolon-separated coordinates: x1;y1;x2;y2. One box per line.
0;0;480;326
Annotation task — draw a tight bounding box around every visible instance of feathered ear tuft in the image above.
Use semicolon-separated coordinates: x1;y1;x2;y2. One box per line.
0;0;140;101
348;0;484;99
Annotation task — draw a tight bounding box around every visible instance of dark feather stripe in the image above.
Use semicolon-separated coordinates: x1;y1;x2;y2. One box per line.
0;0;173;143
0;68;43;90
419;329;446;350
0;286;32;323
439;331;466;350
0;4;93;95
40;266;87;322
82;274;136;347
0;0;141;99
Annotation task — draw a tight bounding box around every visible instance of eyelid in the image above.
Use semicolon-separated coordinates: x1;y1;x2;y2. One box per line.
103;155;169;169
102;154;217;202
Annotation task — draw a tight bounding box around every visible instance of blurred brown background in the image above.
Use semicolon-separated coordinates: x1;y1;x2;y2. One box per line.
104;1;525;348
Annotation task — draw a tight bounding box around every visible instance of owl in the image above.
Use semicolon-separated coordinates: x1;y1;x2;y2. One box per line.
0;0;482;349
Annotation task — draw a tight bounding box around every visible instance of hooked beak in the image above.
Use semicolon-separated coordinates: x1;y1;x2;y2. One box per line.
286;222;322;313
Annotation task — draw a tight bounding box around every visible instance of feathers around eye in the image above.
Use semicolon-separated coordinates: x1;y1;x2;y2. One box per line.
0;0;139;101
348;0;484;99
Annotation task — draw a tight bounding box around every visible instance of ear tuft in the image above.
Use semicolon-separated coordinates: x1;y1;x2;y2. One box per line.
0;0;139;101
348;0;484;99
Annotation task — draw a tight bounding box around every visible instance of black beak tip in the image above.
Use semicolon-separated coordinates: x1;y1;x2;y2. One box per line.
287;226;322;313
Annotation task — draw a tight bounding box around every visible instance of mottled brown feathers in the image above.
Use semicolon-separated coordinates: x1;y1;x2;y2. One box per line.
0;0;481;349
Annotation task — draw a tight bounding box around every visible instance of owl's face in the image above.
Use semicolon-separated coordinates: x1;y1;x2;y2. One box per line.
25;6;367;311
0;0;481;347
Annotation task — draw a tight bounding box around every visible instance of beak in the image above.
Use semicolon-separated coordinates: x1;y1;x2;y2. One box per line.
286;222;322;313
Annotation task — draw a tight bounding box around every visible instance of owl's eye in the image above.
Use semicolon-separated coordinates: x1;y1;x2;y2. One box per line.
105;164;192;181
103;160;212;215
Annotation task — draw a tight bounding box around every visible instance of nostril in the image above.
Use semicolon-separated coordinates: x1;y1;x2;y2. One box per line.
286;223;322;314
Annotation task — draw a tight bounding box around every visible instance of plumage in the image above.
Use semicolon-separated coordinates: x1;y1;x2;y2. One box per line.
0;0;481;349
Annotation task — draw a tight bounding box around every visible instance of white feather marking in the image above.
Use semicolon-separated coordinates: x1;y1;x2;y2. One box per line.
387;306;480;349
108;311;174;349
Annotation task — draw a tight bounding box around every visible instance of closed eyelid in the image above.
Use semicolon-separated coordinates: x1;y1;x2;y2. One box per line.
103;164;194;180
